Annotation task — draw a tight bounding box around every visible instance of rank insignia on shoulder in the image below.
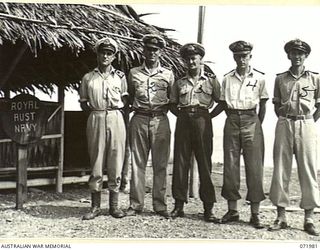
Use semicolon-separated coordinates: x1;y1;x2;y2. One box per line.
115;70;125;78
224;69;234;76
308;70;319;75
253;68;265;75
162;65;172;70
276;71;288;76
204;71;216;78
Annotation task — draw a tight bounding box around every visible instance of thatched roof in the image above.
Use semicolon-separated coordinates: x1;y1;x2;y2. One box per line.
0;3;185;95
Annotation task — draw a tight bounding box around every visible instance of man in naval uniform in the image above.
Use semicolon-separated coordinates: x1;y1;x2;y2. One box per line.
220;40;268;229
269;39;320;236
79;37;127;220
126;34;174;219
170;43;223;222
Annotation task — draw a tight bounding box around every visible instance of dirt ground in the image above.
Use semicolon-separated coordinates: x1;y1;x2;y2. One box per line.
0;163;319;241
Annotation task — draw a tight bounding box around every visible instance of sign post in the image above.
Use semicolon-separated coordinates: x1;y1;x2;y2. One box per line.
1;94;46;209
16;146;28;209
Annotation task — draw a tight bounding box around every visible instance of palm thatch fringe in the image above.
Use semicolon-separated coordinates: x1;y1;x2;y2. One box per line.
0;3;185;94
0;11;140;42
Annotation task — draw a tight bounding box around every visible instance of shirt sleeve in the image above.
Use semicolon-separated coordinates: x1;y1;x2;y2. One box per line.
167;71;175;99
127;70;135;105
220;77;226;101
211;77;221;103
272;77;281;104
315;74;320;104
121;75;128;97
170;79;179;104
79;73;89;103
259;78;269;100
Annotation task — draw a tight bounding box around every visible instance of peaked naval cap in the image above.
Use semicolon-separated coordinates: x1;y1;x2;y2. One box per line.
284;39;311;54
229;40;253;55
94;37;118;54
180;43;205;59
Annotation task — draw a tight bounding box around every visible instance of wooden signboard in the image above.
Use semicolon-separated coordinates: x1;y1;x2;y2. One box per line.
1;94;46;145
1;94;47;209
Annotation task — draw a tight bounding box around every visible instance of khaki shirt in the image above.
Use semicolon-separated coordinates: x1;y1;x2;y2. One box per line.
79;67;128;110
128;62;174;111
220;67;268;110
170;70;220;109
273;69;320;116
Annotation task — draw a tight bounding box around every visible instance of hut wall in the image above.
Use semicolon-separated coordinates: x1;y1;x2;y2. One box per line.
0;107;90;182
63;111;90;173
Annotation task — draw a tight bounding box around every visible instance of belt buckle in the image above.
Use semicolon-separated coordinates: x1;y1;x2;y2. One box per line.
150;112;156;118
285;114;293;120
296;115;305;120
190;107;196;113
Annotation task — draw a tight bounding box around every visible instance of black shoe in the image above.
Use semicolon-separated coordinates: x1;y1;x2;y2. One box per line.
110;207;126;218
221;210;240;223
304;223;319;236
120;182;129;194
171;200;185;219
268;219;288;231
204;212;221;223
249;214;264;229
82;207;102;220
156;210;170;219
126;207;142;216
171;208;185;218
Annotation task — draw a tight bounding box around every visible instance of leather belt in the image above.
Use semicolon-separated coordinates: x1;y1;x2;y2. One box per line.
135;110;165;118
180;106;208;113
283;114;313;121
227;109;256;115
92;108;122;112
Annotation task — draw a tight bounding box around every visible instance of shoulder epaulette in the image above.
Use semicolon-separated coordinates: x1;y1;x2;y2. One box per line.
276;71;288;76
253;68;265;75
115;70;125;78
178;76;187;81
204;71;216;79
307;70;319;75
162;65;172;71
224;69;234;77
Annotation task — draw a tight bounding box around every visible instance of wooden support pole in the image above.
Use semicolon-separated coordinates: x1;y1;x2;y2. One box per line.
16;145;28;210
197;6;206;44
56;86;65;193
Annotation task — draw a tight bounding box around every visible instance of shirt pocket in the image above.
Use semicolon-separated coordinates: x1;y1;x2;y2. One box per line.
179;85;190;105
299;84;316;103
135;81;148;101
244;80;258;100
151;80;168;103
198;84;213;105
230;84;239;100
108;85;122;104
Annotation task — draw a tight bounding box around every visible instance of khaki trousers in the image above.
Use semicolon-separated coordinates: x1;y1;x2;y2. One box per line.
222;113;265;202
129;114;170;212
86;110;126;192
270;117;320;209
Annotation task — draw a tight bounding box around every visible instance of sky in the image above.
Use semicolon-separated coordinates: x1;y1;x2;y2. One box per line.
35;3;320;166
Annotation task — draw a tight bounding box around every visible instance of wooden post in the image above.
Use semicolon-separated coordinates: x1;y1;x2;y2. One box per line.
56;86;65;193
16;145;28;209
197;6;206;44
